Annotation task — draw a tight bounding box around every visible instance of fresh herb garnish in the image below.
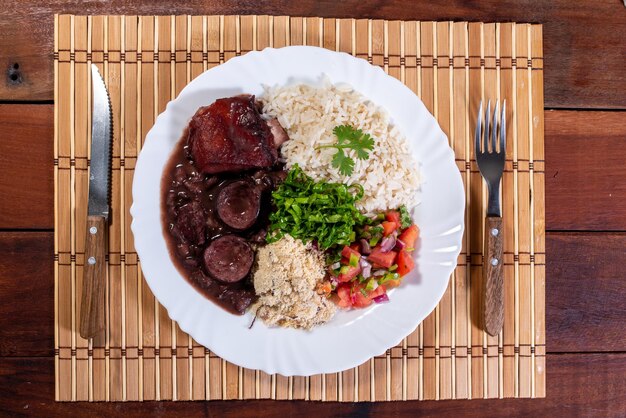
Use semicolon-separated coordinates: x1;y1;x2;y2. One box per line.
399;205;413;229
316;125;375;176
267;165;369;250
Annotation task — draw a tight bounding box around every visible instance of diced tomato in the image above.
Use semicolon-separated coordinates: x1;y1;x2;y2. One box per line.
335;284;352;308
341;245;361;260
368;284;386;300
368;248;397;268
385;210;401;224
337;265;361;282
351;283;373;308
350;243;360;253
396;250;415;277
382;221;398;236
335;282;389;309
399;224;420;249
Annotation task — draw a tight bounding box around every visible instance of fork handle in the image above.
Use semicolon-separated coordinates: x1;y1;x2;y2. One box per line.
483;216;504;336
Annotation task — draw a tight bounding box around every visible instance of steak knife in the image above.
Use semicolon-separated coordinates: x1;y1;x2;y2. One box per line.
79;64;112;339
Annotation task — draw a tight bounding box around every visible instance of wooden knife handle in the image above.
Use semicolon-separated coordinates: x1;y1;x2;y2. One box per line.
483;216;504;336
80;215;107;339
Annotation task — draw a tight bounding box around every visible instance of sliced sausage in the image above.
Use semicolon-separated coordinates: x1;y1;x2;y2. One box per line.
216;180;261;230
203;235;254;283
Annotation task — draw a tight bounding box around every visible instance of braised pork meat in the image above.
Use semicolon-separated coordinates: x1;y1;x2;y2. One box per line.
187;95;287;174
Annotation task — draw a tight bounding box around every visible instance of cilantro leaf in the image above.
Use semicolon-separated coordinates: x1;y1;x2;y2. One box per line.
332;125;375;160
332;149;355;176
316;125;376;176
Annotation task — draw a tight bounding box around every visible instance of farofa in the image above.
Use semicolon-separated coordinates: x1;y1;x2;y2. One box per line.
253;235;336;329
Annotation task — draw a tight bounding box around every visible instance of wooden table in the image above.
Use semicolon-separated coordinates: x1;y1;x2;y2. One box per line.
1;1;625;416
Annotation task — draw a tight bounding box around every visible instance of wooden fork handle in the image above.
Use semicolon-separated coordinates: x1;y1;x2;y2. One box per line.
483;216;504;336
80;215;107;339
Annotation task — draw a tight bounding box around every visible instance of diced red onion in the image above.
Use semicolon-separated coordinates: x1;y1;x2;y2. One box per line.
373;269;386;276
373;293;390;304
362;266;372;279
380;235;396;252
359;258;372;278
331;262;341;270
395;239;406;251
359;238;371;255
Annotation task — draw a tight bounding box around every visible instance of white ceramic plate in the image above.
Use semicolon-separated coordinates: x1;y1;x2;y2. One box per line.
131;46;464;376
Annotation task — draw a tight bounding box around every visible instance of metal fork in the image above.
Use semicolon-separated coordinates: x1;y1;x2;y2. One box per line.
475;100;506;336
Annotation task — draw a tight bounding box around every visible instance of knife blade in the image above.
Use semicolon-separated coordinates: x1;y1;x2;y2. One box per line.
79;64;112;339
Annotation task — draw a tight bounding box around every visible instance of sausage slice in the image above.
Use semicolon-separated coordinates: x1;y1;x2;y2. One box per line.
216;180;261;230
203;235;254;283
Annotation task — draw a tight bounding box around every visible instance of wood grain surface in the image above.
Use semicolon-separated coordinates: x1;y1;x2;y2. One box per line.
3;108;624;231
545;110;626;231
0;1;625;415
2;231;625;357
0;1;625;108
482;217;504;336
0;232;54;357
1;355;625;416
0;105;54;229
545;233;626;353
79;216;107;339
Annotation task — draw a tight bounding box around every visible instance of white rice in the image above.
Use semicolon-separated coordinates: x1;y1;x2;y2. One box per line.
262;80;420;215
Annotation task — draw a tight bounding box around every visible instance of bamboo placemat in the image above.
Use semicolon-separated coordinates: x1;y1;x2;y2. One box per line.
54;15;545;401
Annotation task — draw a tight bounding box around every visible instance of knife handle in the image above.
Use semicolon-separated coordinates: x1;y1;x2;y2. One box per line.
483;216;504;336
80;215;107;339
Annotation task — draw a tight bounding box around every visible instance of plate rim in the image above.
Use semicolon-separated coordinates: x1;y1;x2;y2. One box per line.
130;45;465;376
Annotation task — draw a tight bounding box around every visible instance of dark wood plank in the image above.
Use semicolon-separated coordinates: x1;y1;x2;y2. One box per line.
1;107;625;231
545;111;626;231
0;232;54;357
546;232;626;353
2;231;625;356
1;354;625;416
0;104;54;229
1;1;625;107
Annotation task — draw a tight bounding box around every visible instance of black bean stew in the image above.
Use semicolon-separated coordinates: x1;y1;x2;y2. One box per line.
161;132;286;314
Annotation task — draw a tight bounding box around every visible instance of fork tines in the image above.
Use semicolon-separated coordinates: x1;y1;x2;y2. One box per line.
475;99;506;155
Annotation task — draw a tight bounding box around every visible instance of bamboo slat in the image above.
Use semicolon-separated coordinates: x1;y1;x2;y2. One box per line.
54;15;545;402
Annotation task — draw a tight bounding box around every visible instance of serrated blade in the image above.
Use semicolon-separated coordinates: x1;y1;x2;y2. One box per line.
88;64;112;219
